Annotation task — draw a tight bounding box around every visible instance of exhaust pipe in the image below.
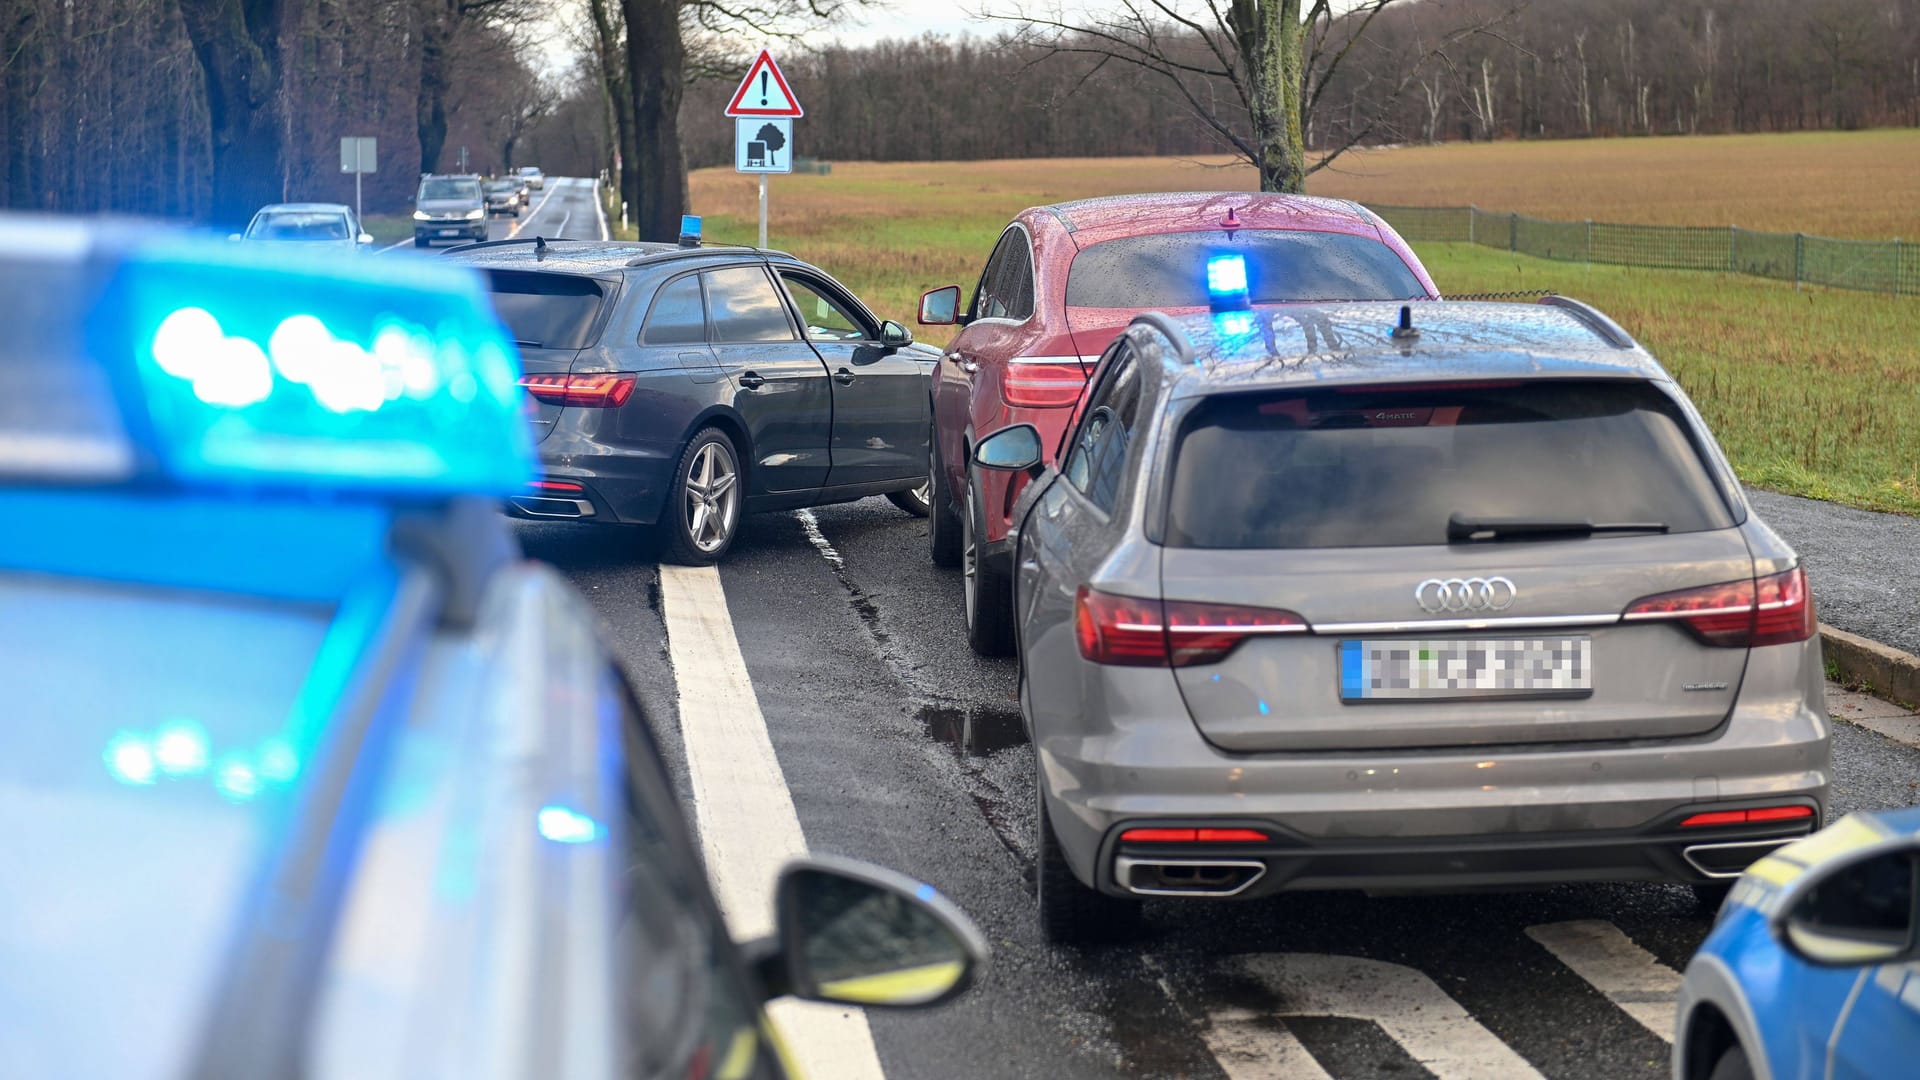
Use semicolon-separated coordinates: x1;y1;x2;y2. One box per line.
509;495;596;519
1682;838;1797;879
1115;857;1266;898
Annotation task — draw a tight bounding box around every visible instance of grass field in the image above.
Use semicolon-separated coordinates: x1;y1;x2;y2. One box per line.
659;138;1919;515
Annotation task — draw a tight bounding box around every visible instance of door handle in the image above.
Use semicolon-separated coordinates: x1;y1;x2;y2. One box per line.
833;367;855;386
738;371;765;390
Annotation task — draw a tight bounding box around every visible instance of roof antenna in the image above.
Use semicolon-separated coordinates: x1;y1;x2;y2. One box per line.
1220;206;1243;238
1391;303;1420;340
534;235;548;260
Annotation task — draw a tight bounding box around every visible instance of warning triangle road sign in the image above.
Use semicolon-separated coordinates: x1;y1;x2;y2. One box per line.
725;50;804;118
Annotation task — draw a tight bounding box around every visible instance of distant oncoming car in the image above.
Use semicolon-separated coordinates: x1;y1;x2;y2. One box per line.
516;165;544;190
1675;809;1920;1080
979;299;1831;943
919;192;1439;656
481;178;522;218
413;174;486;247
238;202;372;253
444;233;937;564
0;217;988;1079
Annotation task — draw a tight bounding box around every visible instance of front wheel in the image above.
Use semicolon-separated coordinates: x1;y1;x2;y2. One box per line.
887;476;932;518
663;428;743;565
963;480;1015;656
928;422;963;567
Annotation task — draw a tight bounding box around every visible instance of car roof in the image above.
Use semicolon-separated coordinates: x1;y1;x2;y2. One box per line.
1039;191;1381;247
1140;298;1669;399
255;203;351;214
442;239;801;276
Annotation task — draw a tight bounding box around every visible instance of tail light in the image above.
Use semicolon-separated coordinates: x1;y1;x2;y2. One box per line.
1679;805;1814;828
519;373;637;408
1003;359;1087;408
1120;828;1270;843
1075;587;1307;667
1622;566;1814;647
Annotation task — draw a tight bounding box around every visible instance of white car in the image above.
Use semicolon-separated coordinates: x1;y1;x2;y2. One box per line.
236;202;372;253
516;165;544;190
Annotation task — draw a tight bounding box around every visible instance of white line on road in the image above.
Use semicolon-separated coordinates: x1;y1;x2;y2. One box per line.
1201;1013;1335;1080
656;564;888;1080
1209;954;1546;1080
592;178;610;240
1525;920;1684;1042
506;179;563;239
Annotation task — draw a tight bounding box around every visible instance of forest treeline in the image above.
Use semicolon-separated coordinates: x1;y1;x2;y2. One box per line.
2;0;1915;222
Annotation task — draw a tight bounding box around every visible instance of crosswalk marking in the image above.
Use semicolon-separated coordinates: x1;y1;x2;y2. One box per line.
656;564;888;1080
1525;920;1684;1042
1207;954;1547;1079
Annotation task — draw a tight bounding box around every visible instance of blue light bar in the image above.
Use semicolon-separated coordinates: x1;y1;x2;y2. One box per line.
1206;253;1250;312
91;237;532;496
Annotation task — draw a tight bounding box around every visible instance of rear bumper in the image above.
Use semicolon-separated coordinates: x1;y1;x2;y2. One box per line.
415;222;487;243
504;453;677;527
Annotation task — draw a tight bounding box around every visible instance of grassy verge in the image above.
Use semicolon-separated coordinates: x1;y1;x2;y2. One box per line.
361;213;416;247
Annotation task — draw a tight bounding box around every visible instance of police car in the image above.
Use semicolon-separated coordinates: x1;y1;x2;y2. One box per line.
1674;808;1920;1080
0;219;985;1079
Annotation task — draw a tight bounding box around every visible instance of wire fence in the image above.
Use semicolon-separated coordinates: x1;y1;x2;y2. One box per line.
1367;204;1918;298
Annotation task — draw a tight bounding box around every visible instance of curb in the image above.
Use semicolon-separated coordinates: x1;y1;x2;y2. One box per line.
1821;623;1920;709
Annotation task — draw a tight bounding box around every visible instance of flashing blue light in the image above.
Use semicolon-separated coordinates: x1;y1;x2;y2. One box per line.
92;238;533;497
915;883;936;903
537;804;604;844
1213;310;1257;341
153;720;211;777
104;732;158;786
213;753;263;802
680;215;703;239
1206;253;1250;311
1258;700;1271;716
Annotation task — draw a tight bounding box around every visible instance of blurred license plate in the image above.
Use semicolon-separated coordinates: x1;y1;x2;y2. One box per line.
439;228;460;236
1340;637;1592;701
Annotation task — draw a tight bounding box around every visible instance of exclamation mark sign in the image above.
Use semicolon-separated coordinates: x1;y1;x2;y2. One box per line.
759;71;769;106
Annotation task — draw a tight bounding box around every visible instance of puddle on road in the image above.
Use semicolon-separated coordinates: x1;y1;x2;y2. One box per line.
918;702;1027;758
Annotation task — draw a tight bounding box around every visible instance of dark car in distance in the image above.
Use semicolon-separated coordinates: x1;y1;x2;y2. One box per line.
444;237;937;564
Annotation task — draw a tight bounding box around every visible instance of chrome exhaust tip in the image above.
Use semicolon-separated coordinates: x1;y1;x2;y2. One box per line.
1115;857;1266;898
1682;838;1797;879
509;495;596;519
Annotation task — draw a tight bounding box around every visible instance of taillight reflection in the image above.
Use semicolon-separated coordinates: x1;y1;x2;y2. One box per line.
1622;566;1814;647
1075;587;1307;667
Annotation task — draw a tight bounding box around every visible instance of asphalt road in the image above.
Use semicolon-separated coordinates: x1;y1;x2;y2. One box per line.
386;174;607;252
504;182;1920;1078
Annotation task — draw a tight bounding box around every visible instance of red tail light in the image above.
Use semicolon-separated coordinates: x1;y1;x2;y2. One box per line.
1622;566;1813;648
1003;359;1088;408
519;373;637;408
1680;805;1814;828
1120;827;1271;843
531;480;584;493
1075;587;1307;667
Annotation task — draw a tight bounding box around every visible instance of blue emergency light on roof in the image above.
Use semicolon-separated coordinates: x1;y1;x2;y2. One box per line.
1206;253;1250;312
679;214;703;248
91;237;533;496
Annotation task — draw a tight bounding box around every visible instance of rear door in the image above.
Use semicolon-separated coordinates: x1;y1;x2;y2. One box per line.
776;269;926;489
480;269;613;443
1157;378;1754;752
702;264;833;493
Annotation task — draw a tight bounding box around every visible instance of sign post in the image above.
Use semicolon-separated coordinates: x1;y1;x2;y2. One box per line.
725;51;803;249
339;136;376;226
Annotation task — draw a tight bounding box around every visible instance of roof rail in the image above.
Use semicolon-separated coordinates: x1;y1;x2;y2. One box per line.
442;236;626;255
1129;311;1195;365
1539;295;1637;349
622;244;795;267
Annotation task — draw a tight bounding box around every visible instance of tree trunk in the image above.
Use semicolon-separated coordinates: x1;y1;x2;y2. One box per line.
587;0;639;223
176;0;287;226
417;1;453;174
621;0;686;241
1232;0;1307;194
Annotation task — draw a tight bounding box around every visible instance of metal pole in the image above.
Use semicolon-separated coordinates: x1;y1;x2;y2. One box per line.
354;142;363;227
758;173;768;249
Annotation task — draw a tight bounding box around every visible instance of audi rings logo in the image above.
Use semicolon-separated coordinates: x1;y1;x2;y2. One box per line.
1415;576;1518;613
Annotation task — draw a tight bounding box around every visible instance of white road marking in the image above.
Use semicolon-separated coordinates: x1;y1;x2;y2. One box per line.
1202;1013;1336;1080
1526;920;1683;1042
506;179;563;239
795;509;844;569
378;236;412;252
1208;954;1545;1080
592;177;610;240
656;564;887;1080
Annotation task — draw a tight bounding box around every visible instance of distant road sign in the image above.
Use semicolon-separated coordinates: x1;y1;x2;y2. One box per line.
736;118;793;175
725;51;803;118
340;137;376;174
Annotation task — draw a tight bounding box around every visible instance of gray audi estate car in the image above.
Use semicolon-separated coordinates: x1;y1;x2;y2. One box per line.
444;237;936;563
974;299;1831;943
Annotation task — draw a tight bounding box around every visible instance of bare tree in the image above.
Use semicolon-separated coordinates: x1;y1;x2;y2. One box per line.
174;0;286;225
416;0;539;174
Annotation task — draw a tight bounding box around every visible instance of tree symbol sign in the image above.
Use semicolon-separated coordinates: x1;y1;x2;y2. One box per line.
755;123;786;166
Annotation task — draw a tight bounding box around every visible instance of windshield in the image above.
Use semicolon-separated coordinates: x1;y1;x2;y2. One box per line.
418;178;480;201
484;181;517;193
245;211;350;241
1165;380;1734;549
1067;230;1427;308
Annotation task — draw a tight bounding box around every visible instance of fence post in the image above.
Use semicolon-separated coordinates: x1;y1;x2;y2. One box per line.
1468;205;1476;246
1586;219;1593;264
1895;238;1902;296
1509;212;1518;253
1728;225;1737;272
1794;233;1804;290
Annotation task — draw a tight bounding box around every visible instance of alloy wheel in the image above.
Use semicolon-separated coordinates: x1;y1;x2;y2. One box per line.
684;441;740;554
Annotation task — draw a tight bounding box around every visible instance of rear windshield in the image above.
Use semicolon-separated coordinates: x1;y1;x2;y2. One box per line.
1165;381;1733;549
484;270;608;350
419;178;480;201
1066;230;1426;308
246;212;349;241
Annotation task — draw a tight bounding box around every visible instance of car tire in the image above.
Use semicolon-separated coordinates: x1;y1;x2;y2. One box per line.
1036;764;1142;945
963;479;1015;656
662;427;744;566
928;422;963;567
1692;881;1735;912
1706;1045;1754;1080
887;480;931;518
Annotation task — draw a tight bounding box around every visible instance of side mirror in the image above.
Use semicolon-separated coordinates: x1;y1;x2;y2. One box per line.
357;233;374;245
759;856;986;1009
880;320;913;349
1772;838;1919;967
918;285;961;326
973;423;1044;478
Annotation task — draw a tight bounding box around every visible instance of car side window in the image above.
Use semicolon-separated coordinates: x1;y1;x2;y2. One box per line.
642;273;707;345
779;273;873;342
703;266;797;344
1061;346;1141;515
971;228;1016;321
611;671;779;1080
993;229;1035;321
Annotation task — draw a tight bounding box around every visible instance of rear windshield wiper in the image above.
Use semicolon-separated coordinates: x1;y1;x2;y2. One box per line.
1447;514;1669;543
